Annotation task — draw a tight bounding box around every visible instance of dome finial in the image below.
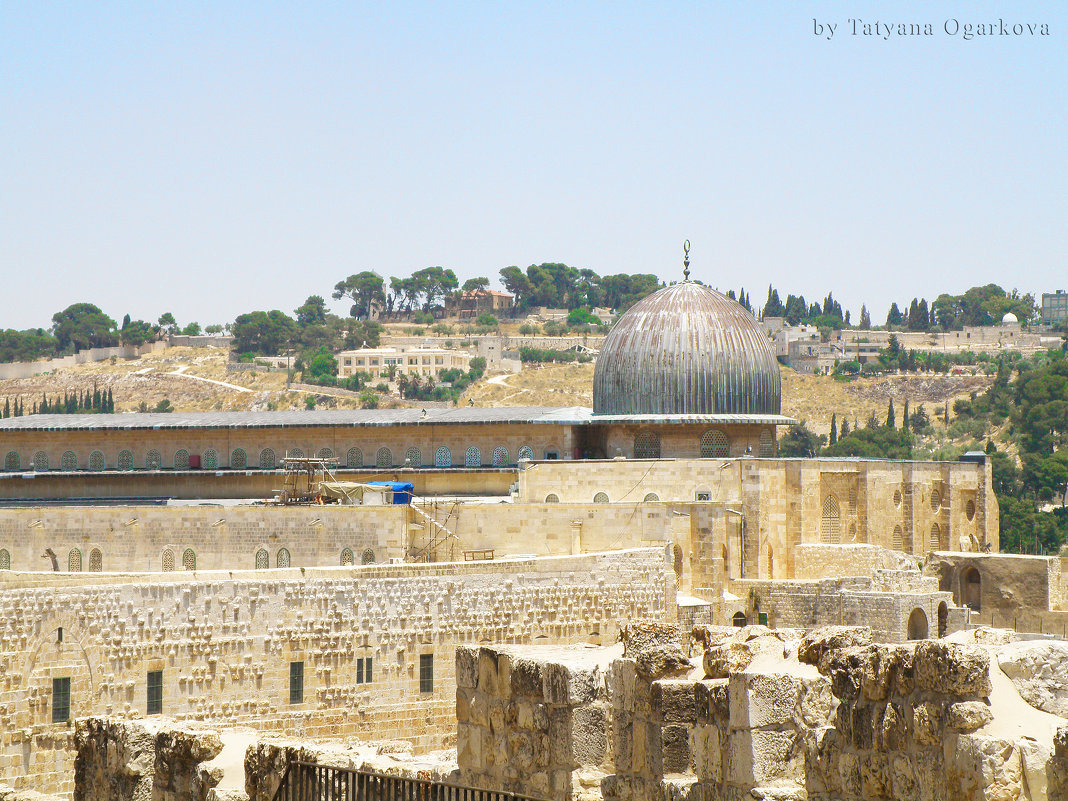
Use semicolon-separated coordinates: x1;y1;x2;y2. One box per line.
682;240;691;281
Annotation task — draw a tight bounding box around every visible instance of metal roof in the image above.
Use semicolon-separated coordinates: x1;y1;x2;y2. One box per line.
0;405;796;432
0;406;594;432
593;282;782;416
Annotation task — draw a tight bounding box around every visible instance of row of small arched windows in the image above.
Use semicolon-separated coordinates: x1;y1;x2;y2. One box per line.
821;493;955;552
160;548;197;571
61;547;104;572
5;444;537;471
633;429;775;460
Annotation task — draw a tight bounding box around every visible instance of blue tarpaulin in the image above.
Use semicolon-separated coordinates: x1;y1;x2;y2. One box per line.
366;481;414;505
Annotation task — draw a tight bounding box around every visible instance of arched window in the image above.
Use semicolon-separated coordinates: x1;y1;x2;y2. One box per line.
32;451;48;471
146;450;162;470
276;548;291;568
68;548;82;572
376;447;392;468
347;447;363;468
259;448;276;469
230;449;247;469
700;430;729;458
517;446;534;461
89;450;105;471
545;494;560;503
932;523;947;551
361;548;376;565
966;499;976;521
930;489;942;511
173;449;189;470
758;429;774;457
820;496;841;544
340;548;354;566
907;608;929;640
318;448;333;460
961;567;981;611
255;549;268;569
61;451;77;471
404;447;421;467
634;431;661;459
88;548;102;572
288;448;304;459
162;549;175;572
202;449;218;470
892;525;903;551
465;447;481;467
434;446;452;467
182;549;196;571
117;450;133;471
593;492;609;503
893;489;902;506
4;452;19;471
643;493;660;502
732;611;747;627
492;446;509;467
0;549;10;570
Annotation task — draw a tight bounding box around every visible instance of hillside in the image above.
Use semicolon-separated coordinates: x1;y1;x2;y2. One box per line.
0;347;369;413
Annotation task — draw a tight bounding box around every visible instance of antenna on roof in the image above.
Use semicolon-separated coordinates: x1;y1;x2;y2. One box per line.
682;240;691;282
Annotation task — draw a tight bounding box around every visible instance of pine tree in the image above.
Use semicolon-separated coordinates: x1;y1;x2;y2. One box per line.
829;413;838;445
903;399;910;432
886;398;895;428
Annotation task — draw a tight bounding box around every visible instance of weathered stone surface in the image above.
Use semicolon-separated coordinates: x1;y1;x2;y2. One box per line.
974;627;1018;646
703;642;755;678
949;734;1024;801
622;622;682;658
913;641;991;698
797;626;873;668
997;641;1068;717
635;644;692;681
946;701;994;733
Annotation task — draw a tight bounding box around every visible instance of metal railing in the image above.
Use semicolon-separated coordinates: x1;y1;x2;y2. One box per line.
272;762;546;801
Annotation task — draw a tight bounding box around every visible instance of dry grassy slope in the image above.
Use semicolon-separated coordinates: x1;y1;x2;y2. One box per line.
462;363;995;439
0;347;367;413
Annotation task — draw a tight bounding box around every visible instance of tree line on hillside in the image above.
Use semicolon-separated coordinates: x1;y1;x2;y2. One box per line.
781;349;1068;555
761;282;1040;331
0;304;220;364
1;386;114;417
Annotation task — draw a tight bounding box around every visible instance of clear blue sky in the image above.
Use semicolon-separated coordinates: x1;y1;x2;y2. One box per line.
2;2;1064;330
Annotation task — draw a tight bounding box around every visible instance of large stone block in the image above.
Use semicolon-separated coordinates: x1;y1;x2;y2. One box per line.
572;704;608;767
727;673;800;730
511;658;543;698
636;644;692;681
456;647;479;689
946;700;993;733
797;626;873;668
544;661;600;706
726;729;801;786
914;642;991;698
622;621;682;657
997;641;1068;717
651;681;698;725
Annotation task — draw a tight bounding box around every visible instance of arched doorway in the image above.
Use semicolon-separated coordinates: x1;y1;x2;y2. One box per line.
732;611;747;627
907;608;929;640
961;567;981;611
821;496;841;543
937;602;948;638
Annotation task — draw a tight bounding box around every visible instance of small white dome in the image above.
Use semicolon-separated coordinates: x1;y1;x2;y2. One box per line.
1001;312;1019;324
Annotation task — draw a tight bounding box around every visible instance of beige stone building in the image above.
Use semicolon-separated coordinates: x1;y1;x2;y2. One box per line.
336;345;474;379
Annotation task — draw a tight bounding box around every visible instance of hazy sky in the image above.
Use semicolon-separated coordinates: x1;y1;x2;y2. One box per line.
2;2;1064;330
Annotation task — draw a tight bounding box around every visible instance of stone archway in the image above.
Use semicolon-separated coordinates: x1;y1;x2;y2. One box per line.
960;567;981;612
907;608;929;640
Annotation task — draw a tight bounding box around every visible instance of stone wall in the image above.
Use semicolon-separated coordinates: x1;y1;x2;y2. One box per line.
455;644;612;801
795;543;920;579
459;626;1068;801
518;457;998;567
0;548;675;797
0;505;406;574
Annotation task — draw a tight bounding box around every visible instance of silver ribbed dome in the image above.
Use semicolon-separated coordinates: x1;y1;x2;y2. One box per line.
593;282;781;415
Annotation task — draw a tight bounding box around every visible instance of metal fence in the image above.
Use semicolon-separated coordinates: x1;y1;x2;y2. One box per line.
272;762;546;801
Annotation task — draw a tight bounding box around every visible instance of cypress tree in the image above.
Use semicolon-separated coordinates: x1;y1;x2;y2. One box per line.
944;402;950;424
903;399;910;432
840;417;850;437
93;383;101;411
107;387;114;413
829;413;838;445
886;398;895;428
2;398;8;418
